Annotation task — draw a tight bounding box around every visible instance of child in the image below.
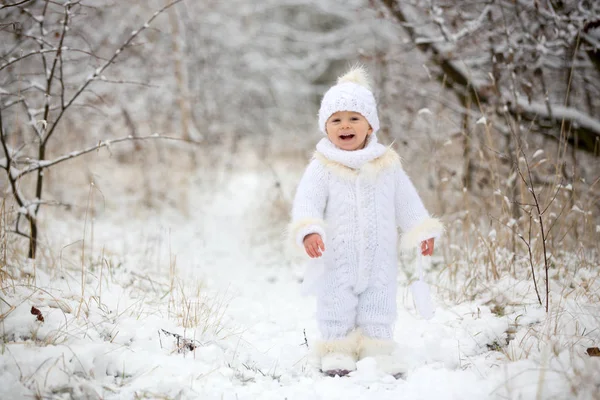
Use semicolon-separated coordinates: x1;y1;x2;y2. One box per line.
289;66;443;378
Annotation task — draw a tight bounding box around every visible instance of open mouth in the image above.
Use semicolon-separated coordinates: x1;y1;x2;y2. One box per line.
339;134;355;141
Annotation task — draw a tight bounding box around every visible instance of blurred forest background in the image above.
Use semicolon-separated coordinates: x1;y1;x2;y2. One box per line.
1;0;599;294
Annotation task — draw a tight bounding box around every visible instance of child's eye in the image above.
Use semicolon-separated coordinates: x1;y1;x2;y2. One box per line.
331;119;340;123
351;117;359;121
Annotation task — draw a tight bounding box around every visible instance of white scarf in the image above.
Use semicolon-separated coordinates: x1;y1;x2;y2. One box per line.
315;134;386;170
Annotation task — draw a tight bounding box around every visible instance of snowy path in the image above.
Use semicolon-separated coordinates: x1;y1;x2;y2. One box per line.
166;172;513;400
191;242;503;400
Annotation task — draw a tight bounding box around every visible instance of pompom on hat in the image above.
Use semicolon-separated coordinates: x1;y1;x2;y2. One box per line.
318;65;380;135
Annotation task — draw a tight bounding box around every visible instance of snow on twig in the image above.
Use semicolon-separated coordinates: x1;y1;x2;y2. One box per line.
16;199;74;216
0;48;109;72
15;134;201;179
514;96;600;135
416;5;492;45
0;49;58;71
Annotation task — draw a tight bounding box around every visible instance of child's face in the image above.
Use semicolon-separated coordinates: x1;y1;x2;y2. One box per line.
325;111;373;151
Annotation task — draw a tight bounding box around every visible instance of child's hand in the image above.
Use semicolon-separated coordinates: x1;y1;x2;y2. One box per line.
303;233;325;258
421;238;435;256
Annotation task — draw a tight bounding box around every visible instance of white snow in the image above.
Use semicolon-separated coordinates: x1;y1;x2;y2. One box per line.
1;163;598;400
557;183;573;191
516;96;600;134
571;205;584;213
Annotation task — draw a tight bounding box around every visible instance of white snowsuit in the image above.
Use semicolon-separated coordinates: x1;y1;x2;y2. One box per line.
290;135;443;340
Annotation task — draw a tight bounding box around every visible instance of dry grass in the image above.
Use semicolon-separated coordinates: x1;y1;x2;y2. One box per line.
168;277;229;336
0;215;231;396
413;98;600;398
0;142;231;339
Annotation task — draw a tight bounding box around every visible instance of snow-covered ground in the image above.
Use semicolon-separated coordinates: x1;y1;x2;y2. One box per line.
1;162;599;400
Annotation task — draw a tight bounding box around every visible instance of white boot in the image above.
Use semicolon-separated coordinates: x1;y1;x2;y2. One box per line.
316;330;361;377
359;337;407;379
321;353;357;376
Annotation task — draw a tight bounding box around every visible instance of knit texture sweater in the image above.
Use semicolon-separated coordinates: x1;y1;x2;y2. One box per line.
290;135;443;294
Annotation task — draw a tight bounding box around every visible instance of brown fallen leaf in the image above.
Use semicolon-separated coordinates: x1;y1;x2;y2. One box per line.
30;306;44;322
587;347;599;357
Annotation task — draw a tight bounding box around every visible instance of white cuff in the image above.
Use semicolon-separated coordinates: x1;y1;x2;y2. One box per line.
288;218;326;248
400;217;444;250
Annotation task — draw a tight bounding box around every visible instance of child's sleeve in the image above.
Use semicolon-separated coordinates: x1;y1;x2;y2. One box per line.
394;165;444;250
289;159;328;248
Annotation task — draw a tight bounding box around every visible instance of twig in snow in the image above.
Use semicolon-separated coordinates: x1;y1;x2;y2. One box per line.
158;328;203;354
300;329;309;348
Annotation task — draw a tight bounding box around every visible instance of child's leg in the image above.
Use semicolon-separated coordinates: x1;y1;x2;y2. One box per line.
355;283;406;377
315;273;360;375
355;282;397;339
317;284;358;339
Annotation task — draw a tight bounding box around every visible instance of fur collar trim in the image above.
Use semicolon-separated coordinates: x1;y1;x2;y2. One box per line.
316;134;386;170
314;145;402;180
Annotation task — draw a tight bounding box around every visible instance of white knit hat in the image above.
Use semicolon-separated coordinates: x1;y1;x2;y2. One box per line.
318;65;380;135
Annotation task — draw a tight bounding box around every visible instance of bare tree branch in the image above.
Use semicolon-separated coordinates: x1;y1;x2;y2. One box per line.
0;47;111;72
511;129;552;312
0;0;185;259
17;199;76;212
96;77;157;88
0;49;61;72
21;97;44;140
9;229;30;239
36;1;50;82
42;0;184;146
0;0;34;9
0;107;26;209
488;213;543;305
15;134;201;179
41;3;71;130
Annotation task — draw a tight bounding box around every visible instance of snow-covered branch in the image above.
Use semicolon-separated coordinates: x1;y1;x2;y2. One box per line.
16;199;76;217
22;97;44;140
0;49;60;71
15;134;200;179
0;47;109;72
42;0;184;146
380;1;489;94
513;96;600;141
380;0;600;152
415;5;492;45
0;0;186;259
